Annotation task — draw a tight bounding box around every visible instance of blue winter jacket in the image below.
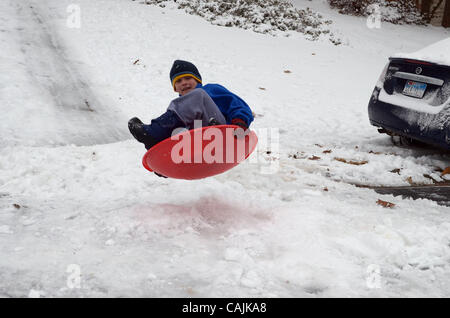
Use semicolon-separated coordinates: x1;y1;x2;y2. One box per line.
144;83;254;143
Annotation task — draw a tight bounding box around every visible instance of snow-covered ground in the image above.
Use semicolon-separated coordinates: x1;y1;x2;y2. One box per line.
1;0;450;297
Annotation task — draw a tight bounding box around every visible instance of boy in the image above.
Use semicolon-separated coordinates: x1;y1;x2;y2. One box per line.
128;60;254;150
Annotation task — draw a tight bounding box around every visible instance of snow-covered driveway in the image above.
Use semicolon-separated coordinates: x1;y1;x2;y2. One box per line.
1;0;450;297
0;0;128;147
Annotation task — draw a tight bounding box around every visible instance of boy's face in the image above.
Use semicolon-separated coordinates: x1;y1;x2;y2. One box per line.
174;76;198;96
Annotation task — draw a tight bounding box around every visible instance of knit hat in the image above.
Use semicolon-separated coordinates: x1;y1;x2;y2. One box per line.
170;60;202;90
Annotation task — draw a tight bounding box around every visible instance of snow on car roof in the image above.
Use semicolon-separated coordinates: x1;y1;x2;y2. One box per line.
392;37;450;66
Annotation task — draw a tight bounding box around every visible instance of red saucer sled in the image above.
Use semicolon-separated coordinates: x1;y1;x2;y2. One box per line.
142;125;258;180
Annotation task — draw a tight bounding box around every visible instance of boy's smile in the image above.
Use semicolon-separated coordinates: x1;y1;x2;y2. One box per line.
174;76;198;96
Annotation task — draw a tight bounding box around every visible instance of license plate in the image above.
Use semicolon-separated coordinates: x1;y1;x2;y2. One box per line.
402;80;427;98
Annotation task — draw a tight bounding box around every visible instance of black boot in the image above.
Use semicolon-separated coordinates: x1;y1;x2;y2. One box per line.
154;172;168;178
128;117;157;150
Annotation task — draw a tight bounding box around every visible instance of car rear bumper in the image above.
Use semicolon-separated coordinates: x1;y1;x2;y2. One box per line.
368;88;450;150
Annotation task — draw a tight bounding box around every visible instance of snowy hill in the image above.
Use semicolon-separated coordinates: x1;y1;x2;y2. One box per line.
1;0;450;297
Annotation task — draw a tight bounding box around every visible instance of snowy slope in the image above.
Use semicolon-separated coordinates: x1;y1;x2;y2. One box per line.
1;0;450;297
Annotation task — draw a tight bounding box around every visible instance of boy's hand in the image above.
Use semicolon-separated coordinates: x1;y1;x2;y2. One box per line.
231;118;249;139
231;118;248;130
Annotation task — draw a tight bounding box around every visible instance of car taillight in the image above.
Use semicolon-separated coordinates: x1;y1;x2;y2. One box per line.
405;59;433;66
376;62;389;88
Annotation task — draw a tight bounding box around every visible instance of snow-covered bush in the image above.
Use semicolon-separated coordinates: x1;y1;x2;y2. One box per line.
142;0;341;44
328;0;426;25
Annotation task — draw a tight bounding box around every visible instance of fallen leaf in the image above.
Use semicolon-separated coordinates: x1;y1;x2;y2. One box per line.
13;204;21;209
369;150;382;155
186;288;195;295
258;87;266;90
323;187;329;192
390;168;401;174
334;157;368;165
315;144;323;148
284;70;292;73
348;160;369;166
348;160;367;166
290;152;306;159
133;59;140;65
309;155;321;160
377;199;395;208
441;167;450;176
406;176;414;185
322;149;332;154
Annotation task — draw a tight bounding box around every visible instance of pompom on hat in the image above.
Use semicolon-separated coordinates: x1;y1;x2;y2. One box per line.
170;60;202;90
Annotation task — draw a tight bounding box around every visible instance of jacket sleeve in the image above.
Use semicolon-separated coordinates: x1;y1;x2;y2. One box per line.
206;84;254;127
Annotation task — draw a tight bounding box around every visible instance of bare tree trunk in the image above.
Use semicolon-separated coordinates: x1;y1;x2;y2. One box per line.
420;0;432;22
443;0;450;27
